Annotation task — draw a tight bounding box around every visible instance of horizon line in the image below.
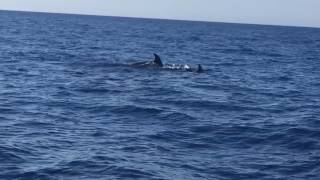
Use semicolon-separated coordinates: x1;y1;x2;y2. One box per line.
1;9;319;29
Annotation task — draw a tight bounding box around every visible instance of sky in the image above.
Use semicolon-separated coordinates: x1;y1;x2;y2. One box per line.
0;0;319;28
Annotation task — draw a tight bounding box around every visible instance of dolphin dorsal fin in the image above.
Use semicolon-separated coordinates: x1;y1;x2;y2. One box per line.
153;53;163;67
196;64;203;73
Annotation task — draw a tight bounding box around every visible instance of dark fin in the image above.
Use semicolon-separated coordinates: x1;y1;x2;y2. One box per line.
196;64;203;73
153;53;163;67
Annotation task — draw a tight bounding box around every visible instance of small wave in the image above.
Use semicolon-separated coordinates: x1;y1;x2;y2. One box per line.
110;105;163;117
165;99;254;112
0;107;17;114
0;145;31;163
74;87;120;94
160;112;196;121
109;167;156;179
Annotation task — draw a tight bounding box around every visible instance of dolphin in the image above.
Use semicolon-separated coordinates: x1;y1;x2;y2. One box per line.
131;53;204;73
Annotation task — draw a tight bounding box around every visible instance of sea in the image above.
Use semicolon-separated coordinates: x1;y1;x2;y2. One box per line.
0;10;320;180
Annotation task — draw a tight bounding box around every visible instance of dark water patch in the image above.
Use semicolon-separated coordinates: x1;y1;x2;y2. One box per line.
182;140;213;150
190;125;222;134
108;167;156;179
14;120;54;127
0;150;25;164
0;107;17;114
160;112;197;122
164;99;264;113
110;105;163;117
121;145;151;153
0;145;33;164
75;87;121;94
12;171;53;180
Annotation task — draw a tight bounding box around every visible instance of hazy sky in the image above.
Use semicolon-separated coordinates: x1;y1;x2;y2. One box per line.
1;0;319;27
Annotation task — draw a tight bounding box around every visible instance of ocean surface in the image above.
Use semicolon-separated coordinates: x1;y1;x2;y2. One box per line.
1;10;320;180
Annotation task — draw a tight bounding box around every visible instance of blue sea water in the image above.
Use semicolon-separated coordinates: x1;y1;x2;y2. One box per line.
1;10;320;180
